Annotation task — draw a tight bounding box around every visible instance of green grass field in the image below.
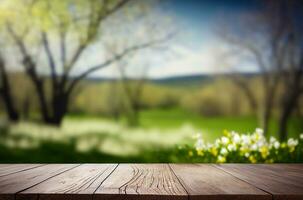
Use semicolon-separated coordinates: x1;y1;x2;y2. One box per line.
140;108;302;139
1;108;302;162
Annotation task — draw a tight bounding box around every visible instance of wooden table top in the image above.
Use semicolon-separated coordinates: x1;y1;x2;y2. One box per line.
0;164;302;200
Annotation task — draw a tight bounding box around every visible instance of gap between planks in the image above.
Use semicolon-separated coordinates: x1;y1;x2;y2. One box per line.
0;164;46;177
212;164;274;198
14;164;82;200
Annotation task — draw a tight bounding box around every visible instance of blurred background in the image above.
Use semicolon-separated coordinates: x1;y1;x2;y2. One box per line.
0;0;302;163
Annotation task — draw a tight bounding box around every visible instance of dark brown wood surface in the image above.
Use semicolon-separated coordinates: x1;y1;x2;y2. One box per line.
17;164;117;200
216;164;303;200
170;164;270;200
95;164;187;200
0;164;79;200
0;164;44;177
0;164;302;200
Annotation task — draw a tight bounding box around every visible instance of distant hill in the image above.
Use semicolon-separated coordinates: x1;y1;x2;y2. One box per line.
7;71;259;88
85;73;259;87
150;74;212;87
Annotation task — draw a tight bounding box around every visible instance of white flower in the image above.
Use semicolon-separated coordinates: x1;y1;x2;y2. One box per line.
245;152;250;157
287;138;298;148
269;136;276;144
251;144;258;151
274;141;280;149
220;148;228;155
231;131;237;136
221;136;230;145
256;139;266;148
227;144;236;151
206;143;213;148
232;133;241;144
255;128;264;136
300;133;303;140
241;135;250;145
195;138;205;150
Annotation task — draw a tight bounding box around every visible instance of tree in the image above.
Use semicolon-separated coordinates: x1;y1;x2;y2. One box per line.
0;51;19;121
218;0;303;139
274;0;303;140
1;0;171;125
117;59;149;126
230;74;258;115
100;2;175;126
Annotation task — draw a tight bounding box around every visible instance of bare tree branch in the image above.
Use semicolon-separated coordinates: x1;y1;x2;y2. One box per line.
41;31;57;85
61;0;131;86
66;32;173;94
59;27;67;68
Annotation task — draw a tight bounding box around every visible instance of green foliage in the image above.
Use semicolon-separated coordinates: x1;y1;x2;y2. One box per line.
0;113;302;163
176;129;303;163
5;73;302;123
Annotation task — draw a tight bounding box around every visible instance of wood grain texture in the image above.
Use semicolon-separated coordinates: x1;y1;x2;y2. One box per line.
1;164;303;200
0;164;78;200
0;164;44;177
216;164;303;200
95;164;187;200
170;164;271;200
17;164;117;200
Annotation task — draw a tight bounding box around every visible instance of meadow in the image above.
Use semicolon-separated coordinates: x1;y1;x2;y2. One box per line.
0;0;302;165
1;107;302;163
1;74;302;163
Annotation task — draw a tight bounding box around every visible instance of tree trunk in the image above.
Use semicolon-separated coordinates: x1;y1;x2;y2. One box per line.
34;81;51;123
261;105;270;136
260;89;274;136
126;102;140;127
0;56;19;122
278;107;290;142
22;96;30;120
278;88;301;141
0;88;19;121
232;78;258;115
46;93;69;126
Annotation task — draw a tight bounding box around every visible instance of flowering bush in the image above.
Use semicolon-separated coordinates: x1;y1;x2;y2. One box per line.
177;129;303;163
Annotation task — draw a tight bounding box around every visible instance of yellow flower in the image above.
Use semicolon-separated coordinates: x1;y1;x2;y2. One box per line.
188;150;193;157
249;155;257;163
223;129;230;137
210;147;218;156
259;146;269;159
221;136;230;145
289;147;295;153
217;155;226;163
197;149;204;156
240;147;249;155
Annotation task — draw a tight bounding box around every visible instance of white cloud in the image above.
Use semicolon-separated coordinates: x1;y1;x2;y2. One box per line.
148;42;228;78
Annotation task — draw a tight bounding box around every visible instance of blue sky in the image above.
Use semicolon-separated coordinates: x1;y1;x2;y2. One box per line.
93;0;263;78
151;0;261;78
13;0;262;79
2;0;264;78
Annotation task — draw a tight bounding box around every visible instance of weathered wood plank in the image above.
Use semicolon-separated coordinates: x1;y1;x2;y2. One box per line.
216;164;303;200
94;164;187;200
0;164;79;200
0;164;44;177
0;164;302;200
170;164;271;200
17;164;117;200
